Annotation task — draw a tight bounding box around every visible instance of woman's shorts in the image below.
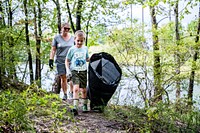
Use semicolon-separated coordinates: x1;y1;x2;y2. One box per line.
56;64;66;76
71;70;87;88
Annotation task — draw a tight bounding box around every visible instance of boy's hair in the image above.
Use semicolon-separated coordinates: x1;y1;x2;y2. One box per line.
75;30;86;39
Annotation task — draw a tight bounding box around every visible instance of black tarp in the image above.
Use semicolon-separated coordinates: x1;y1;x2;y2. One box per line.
87;52;122;111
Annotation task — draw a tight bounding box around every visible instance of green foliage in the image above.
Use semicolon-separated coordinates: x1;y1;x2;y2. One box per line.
103;25;149;66
158;21;200;87
187;20;198;37
0;90;31;131
104;102;200;132
87;24;108;47
0;86;73;132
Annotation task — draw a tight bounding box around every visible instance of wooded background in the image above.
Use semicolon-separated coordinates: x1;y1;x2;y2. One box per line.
0;0;200;108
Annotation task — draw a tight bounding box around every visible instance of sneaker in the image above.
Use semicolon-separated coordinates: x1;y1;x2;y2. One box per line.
82;104;88;113
68;92;73;99
71;107;78;116
62;94;68;100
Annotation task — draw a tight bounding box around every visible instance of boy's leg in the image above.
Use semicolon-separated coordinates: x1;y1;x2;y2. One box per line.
73;84;80;107
80;88;88;112
79;71;88;112
71;70;80;107
70;84;79;115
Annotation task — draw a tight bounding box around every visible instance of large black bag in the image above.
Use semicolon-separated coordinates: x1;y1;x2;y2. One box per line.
87;52;122;112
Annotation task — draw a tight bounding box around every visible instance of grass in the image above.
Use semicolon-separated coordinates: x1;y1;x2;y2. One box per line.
104;102;200;133
0;87;73;132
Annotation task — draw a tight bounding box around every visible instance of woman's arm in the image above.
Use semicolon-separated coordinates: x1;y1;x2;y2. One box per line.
50;46;56;59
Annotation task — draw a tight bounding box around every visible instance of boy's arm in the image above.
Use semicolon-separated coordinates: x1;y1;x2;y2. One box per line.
65;58;70;69
65;58;72;77
86;57;90;62
86;47;90;62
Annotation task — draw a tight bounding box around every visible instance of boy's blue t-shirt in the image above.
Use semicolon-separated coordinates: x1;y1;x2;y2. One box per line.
66;45;89;71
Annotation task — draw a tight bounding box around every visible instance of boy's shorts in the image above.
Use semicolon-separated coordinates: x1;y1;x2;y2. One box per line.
71;70;87;88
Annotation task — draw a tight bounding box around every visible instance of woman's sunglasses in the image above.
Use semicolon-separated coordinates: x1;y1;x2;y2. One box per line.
64;27;70;31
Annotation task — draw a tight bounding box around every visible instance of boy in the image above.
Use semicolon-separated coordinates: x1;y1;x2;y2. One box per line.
65;30;89;115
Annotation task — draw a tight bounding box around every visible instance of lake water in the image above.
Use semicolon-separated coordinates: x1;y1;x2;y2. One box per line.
110;77;200;109
17;64;200;109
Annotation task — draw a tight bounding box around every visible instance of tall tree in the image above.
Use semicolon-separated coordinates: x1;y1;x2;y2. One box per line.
34;1;42;87
6;0;17;79
76;0;82;30
52;0;62;93
52;0;61;33
0;0;4;88
66;0;83;32
150;2;162;103
85;1;96;46
174;0;181;100
66;0;75;33
188;1;200;106
23;0;34;84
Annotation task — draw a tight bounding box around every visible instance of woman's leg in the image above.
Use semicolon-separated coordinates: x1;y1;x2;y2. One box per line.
60;74;67;99
70;81;73;93
68;80;73;99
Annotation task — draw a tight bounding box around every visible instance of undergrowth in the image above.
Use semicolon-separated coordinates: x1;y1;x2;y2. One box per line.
0;86;73;132
104;102;200;133
1;85;200;132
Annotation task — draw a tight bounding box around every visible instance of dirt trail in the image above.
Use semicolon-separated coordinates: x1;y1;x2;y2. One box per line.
65;110;126;133
34;99;127;133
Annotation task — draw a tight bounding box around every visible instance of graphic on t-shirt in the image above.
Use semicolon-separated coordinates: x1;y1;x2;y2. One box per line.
73;52;86;70
75;59;86;67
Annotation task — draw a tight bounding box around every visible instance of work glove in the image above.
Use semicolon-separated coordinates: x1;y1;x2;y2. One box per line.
49;59;54;69
66;67;72;79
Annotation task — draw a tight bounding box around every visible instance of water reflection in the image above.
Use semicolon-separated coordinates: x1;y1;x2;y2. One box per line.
17;64;200;109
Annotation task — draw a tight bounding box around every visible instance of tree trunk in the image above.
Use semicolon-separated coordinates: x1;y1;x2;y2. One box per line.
66;0;75;33
53;0;61;33
174;0;181;100
76;0;82;30
52;0;62;93
188;2;200;106
7;0;17;79
8;0;12;27
85;1;95;46
150;5;162;103
0;0;4;88
24;0;34;84
35;1;42;87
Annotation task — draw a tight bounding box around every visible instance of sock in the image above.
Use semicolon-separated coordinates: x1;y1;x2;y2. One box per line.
82;98;88;105
73;99;79;109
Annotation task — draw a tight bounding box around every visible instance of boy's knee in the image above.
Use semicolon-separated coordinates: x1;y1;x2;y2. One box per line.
74;87;79;93
81;88;86;93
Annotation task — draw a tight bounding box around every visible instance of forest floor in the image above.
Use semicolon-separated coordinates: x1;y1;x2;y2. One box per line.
33;99;129;133
1;78;131;133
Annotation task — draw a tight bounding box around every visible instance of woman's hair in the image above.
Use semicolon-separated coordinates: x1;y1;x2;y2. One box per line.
75;30;86;38
61;22;70;28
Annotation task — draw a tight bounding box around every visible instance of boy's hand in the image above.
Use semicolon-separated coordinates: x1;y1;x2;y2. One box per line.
66;67;72;78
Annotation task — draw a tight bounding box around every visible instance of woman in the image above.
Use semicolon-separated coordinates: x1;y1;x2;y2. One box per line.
49;22;74;100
